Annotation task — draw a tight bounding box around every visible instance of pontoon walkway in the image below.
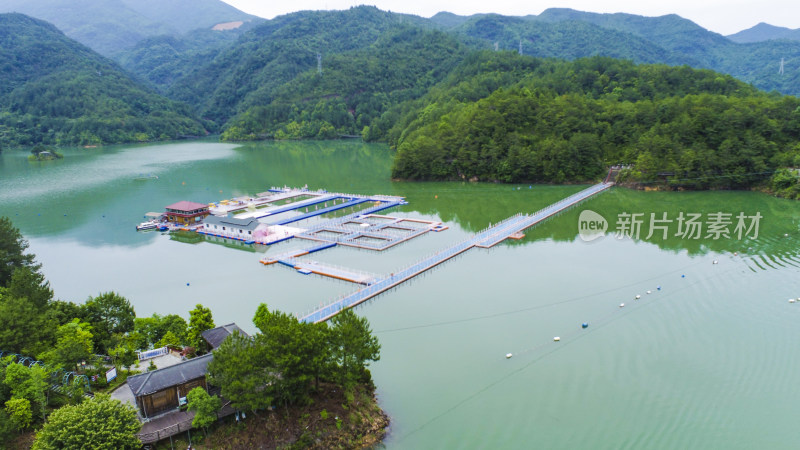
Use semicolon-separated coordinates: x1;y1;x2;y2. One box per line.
299;181;613;323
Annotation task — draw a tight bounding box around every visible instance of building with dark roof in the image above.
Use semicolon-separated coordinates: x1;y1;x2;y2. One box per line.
127;354;212;418
202;216;262;241
201;323;249;349
164;201;210;225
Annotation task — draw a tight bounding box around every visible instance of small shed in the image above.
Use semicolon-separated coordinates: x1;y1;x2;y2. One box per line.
202;323;249;350
127;354;212;418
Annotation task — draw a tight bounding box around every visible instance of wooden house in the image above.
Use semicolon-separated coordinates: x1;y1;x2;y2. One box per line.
127;354;212;418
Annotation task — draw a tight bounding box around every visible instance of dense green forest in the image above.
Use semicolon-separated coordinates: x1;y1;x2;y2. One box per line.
220;26;466;140
167;7;430;126
153;6;800;120
388;53;800;191
0;14;207;148
117;25;256;91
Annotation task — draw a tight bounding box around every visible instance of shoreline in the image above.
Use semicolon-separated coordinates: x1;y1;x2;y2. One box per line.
154;383;389;449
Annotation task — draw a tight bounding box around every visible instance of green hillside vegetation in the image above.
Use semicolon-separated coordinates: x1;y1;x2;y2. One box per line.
531;8;800;95
451;14;694;66
0;13;207;148
168;7;422;126
164;7;800;140
117;25;257;92
220;26;465;141
0;0;256;56
389;53;800;192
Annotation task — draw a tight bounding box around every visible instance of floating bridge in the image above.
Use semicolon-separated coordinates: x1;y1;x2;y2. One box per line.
298;181;614;323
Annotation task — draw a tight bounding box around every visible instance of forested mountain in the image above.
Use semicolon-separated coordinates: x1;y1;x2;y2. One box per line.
728;23;800;43
156;6;800;132
220;26;466;140
117;24;258;92
0;0;257;56
0;14;208;148
450;14;694;66
389;53;800;190
2;5;800;196
528;8;800;95
168;7;424;126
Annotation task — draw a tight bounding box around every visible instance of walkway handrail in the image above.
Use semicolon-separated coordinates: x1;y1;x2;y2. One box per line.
299;181;613;323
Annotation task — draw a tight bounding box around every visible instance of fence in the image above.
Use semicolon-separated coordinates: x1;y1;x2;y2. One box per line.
137;347;168;361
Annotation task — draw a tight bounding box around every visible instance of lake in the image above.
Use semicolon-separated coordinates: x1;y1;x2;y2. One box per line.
1;140;799;449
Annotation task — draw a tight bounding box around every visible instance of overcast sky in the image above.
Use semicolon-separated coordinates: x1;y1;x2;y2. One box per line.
220;0;797;36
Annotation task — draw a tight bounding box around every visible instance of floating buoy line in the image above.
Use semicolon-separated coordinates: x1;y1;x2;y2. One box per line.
396;262;752;446
376;259;711;335
500;259;756;361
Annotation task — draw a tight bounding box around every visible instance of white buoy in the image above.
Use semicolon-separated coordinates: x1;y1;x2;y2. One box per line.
646;290;652;294
733;252;738;256
635;295;641;299
713;260;718;265
553;337;561;342
619;303;625;308
505;353;513;359
790;299;796;304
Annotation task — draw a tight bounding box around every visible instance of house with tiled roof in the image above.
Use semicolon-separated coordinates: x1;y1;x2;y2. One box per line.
164;201;209;225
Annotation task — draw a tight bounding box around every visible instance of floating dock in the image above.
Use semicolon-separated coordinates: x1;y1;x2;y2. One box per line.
295;215;444;251
298;181;614;323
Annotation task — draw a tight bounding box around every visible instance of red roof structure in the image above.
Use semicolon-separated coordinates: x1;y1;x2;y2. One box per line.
165;201;208;212
164;201;210;225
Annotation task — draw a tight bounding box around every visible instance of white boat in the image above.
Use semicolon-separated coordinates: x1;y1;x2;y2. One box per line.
136;220;159;231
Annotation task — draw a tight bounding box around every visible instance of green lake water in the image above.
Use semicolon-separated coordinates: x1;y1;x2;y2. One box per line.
1;141;799;449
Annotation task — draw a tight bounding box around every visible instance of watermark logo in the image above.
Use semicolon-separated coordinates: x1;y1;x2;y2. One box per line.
578;210;762;242
578;209;608;242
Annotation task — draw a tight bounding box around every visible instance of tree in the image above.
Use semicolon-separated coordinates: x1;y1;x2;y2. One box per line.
5;266;52;310
32;394;141;450
134;313;189;349
0;217;38;287
156;330;181;349
329;309;380;389
186;386;221;434
81;292;135;353
207;330;275;413
133;316;159;348
63;378;87;406
187;304;214;352
157;314;188;346
109;343;137;372
3;362;47;422
253;304;328;405
46;299;84;327
0;293;44;354
39;319;94;371
4;397;32;430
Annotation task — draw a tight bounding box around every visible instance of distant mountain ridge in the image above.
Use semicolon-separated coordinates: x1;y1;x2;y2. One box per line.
0;0;257;56
431;8;800;96
727;22;800;43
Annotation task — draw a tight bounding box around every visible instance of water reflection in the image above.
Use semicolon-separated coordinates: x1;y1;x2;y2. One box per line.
0;140;797;262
